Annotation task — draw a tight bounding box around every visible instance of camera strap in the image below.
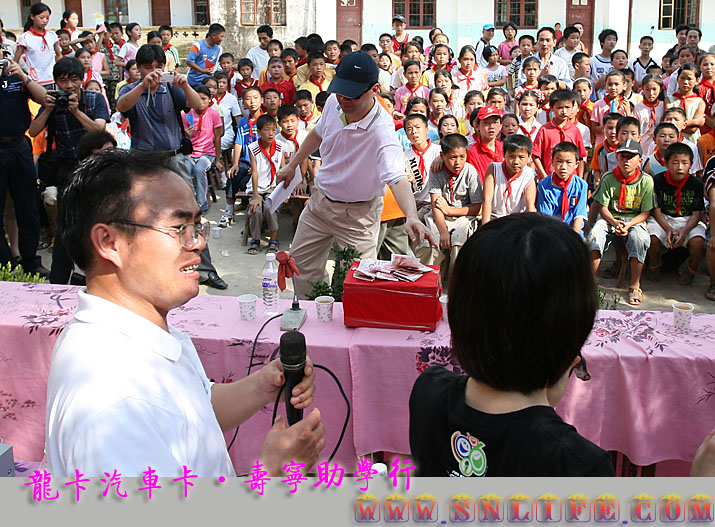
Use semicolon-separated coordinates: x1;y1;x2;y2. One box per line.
166;83;190;144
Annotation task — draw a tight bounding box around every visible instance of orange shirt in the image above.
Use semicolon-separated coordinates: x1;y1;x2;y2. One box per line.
380;186;405;222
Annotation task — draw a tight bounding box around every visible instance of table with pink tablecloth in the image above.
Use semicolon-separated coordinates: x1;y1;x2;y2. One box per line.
1;281;714;476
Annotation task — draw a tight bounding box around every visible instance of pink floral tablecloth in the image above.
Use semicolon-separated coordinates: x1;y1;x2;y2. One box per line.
2;281;714;475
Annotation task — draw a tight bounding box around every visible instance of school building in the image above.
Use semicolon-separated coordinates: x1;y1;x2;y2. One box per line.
3;0;713;60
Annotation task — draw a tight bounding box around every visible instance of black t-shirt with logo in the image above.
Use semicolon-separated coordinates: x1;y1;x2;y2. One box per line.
653;173;705;218
409;366;614;477
0;73;32;137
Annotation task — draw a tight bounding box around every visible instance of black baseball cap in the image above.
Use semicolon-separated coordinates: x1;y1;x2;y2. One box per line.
392;15;407;24
328;51;379;98
616;139;643;156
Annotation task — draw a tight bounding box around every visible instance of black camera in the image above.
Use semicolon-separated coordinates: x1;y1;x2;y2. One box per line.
52;90;71;110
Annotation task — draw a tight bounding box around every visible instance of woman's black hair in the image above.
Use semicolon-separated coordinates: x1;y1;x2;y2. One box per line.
24;3;51;32
135;44;166;67
146;30;161;43
125;22;140;38
448;213;598;394
406;96;429;114
60;9;76;29
502;22;518;37
193;84;211;98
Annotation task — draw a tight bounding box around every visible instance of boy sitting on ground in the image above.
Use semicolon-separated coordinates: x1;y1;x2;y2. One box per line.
645;142;706;285
416;134;483;272
588;139;656;306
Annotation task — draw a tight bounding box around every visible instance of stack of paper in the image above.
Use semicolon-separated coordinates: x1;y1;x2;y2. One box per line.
353;255;435;282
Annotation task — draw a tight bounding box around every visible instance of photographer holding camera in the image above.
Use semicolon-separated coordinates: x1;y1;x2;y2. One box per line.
28;56;109;284
0;57;49;276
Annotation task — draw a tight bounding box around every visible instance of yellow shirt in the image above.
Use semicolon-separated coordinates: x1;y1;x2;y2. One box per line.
294;64;336;87
297;77;331;101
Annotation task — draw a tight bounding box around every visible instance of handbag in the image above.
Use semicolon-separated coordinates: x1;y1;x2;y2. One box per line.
167;83;193;156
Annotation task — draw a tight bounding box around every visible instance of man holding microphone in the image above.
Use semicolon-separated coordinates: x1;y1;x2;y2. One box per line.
275;51;435;298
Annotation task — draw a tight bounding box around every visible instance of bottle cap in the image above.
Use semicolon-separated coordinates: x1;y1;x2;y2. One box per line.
372;463;388;476
266;252;276;262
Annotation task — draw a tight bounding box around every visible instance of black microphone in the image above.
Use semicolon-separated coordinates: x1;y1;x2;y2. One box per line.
279;330;306;425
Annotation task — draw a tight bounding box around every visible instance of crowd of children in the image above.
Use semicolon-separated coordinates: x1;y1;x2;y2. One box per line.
3;7;715;302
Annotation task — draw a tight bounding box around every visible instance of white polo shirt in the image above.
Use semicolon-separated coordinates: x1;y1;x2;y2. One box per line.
314;94;406;202
46;289;236;477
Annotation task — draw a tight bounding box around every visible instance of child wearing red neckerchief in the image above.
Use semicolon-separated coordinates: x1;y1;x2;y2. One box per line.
667;63;705;144
260;57;296;105
297;52;331;101
590;70;633;148
645;142;706;286
589;139;656;306
247;114;286;255
466;106;505;185
481;134;537;223
404;114;442;221
416;134;483;275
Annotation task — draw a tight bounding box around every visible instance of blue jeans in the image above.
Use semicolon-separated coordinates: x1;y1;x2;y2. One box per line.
184;155;215;213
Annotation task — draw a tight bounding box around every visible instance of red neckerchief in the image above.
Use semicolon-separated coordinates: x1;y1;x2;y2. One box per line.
281;131;300;152
673;92;698;105
309;76;326;92
91;49;100;55
194;107;209;132
300;111;315;125
577;101;592;125
239;79;257;90
613;166;641;213
460;68;474;91
503;162;525;207
104;42;116;61
118;38;126;47
523;82;539;91
475;137;500;162
604;94;629;115
642;98;661;133
551;119;571;143
663;170;690;216
429;115;441;128
411;140;432;177
258;140;278;184
472;132;480;144
405;83;422;99
163;44;172;51
215;92;226;105
29;27;49;51
604;140;618;153
653;148;666;167
288;72;297;84
552;172;575;220
446;167;461;203
519;123;538;142
247;111;263;141
82;69;94;88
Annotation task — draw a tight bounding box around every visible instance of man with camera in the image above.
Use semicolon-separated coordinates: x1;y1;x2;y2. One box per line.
116;44;228;290
28;57;109;284
0;58;49;276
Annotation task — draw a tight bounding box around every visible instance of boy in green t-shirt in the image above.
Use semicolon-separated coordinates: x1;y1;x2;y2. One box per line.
588;139;657;305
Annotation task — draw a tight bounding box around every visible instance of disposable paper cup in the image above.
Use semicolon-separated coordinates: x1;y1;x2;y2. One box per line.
440;294;448;321
212;226;222;239
672;302;694;330
238;294;257;321
315;295;334;323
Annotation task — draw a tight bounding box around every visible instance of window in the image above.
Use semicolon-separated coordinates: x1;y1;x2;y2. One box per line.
20;0;39;24
659;0;699;30
495;0;538;29
104;0;129;25
393;0;435;29
241;0;286;26
194;0;210;25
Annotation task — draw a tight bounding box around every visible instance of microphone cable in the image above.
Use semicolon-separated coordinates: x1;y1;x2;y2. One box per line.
271;363;351;464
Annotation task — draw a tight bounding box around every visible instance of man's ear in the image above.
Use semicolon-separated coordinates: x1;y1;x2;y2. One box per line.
89;223;124;269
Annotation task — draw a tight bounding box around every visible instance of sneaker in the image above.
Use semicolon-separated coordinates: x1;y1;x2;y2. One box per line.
218;212;233;228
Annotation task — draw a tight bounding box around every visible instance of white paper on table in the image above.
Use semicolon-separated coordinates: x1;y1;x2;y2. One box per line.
266;176;301;214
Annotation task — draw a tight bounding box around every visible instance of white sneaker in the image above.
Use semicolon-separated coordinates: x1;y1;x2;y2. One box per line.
218;212;233;228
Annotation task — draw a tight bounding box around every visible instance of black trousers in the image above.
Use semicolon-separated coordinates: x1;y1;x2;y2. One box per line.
49;159;79;284
0;138;41;272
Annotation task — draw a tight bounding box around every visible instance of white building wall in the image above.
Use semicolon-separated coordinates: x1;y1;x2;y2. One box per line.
315;0;337;42
127;0;151;26
81;0;104;28
171;0;193;26
4;1;24;30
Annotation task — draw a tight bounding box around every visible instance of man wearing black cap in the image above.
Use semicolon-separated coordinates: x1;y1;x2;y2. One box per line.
276;52;435;298
391;15;410;53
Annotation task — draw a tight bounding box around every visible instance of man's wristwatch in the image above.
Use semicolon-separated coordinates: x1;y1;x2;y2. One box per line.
23;77;32;85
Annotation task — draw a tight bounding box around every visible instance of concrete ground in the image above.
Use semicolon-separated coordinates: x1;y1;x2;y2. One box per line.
37;200;715;314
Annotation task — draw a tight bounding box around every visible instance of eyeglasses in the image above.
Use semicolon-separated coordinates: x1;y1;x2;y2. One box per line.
110;220;210;249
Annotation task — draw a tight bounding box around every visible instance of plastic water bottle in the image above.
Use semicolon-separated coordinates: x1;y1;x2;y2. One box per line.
262;252;280;316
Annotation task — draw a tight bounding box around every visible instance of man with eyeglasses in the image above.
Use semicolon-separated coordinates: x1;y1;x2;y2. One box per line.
45;149;324;476
276;51;435;298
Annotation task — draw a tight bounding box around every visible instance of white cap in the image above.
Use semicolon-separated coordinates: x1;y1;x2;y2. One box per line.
265;252;276;262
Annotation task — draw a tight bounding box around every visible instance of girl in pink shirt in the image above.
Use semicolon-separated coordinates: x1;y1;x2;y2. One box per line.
453;45;489;93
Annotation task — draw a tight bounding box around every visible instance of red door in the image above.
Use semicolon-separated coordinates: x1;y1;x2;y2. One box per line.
336;0;362;46
566;0;595;54
152;0;172;26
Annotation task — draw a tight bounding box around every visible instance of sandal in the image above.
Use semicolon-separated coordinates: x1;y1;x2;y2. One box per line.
247;239;260;255
267;240;279;253
628;287;643;306
679;264;696;286
706;283;715;301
